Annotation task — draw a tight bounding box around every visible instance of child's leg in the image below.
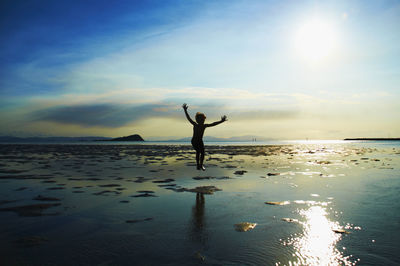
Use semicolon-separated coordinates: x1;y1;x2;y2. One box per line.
199;143;205;170
192;140;201;170
200;151;205;167
200;154;205;170
195;151;200;169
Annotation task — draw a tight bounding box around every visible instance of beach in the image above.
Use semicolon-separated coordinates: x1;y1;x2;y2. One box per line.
0;142;399;265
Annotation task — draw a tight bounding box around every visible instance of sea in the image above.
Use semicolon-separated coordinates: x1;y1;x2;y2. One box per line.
0;140;399;265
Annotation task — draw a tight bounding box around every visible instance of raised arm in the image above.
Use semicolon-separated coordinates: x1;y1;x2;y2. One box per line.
182;103;196;125
205;115;227;127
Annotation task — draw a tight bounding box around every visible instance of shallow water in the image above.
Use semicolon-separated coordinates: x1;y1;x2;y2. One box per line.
0;143;399;265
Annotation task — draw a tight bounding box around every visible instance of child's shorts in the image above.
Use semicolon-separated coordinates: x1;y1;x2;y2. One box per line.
191;139;204;152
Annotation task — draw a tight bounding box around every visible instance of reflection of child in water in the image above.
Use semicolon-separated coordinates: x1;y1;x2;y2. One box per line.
182;103;227;170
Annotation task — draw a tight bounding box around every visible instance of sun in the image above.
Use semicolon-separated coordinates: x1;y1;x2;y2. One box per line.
295;19;337;63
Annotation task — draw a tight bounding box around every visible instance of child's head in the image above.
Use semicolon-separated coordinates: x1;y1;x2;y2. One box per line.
195;112;206;124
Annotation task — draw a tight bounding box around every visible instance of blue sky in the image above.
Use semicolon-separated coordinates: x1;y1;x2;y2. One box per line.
1;0;399;139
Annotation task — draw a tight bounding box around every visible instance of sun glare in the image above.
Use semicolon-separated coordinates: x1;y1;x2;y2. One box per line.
287;206;354;265
295;19;337;63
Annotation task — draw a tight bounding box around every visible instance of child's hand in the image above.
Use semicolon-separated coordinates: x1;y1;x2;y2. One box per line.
182;103;188;110
221;115;227;122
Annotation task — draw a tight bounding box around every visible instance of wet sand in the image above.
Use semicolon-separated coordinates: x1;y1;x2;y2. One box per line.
0;143;399;265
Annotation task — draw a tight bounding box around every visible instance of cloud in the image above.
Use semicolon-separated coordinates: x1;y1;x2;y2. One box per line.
32;103;180;127
230;109;299;121
29;91;300;129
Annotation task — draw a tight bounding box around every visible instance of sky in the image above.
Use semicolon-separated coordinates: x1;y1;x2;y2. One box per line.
1;0;399;140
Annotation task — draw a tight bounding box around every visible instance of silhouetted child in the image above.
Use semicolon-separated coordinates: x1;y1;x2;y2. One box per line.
182;103;227;170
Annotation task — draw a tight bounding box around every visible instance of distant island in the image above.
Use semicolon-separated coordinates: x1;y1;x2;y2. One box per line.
344;138;400;141
0;136;110;142
108;134;144;142
0;134;145;142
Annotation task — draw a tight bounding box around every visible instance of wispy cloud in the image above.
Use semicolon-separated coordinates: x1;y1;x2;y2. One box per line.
230;110;299;121
26;86;302;128
32;103;180;127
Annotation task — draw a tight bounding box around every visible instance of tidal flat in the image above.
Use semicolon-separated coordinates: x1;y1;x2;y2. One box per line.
0;143;399;265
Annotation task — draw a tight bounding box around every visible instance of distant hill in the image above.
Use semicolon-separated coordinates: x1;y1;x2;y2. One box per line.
155;135;271;142
109;134;144;141
0;136;111;142
0;134;145;142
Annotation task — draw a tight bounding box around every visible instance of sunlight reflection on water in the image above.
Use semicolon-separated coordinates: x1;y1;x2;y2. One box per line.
285;205;356;266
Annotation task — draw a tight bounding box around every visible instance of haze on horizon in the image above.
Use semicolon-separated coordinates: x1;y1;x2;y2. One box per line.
1;0;399;140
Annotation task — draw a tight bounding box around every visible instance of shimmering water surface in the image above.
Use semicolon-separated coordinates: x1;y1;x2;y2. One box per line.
0;142;399;265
